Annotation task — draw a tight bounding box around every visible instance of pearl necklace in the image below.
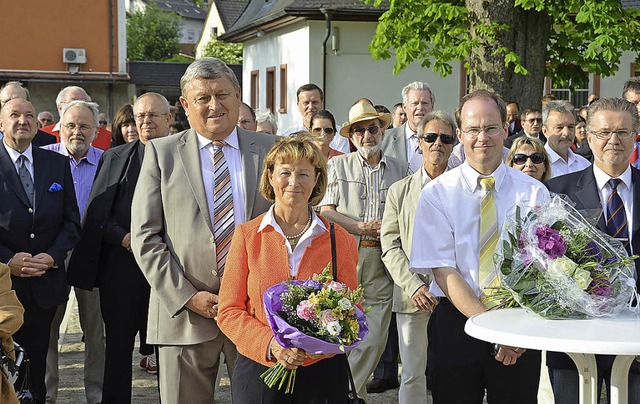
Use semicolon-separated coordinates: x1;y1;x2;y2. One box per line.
284;209;313;243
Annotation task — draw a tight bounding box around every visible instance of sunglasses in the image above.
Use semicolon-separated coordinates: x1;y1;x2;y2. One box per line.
351;125;380;136
312;127;335;135
512;152;546;165
421;133;456;144
99;121;107;125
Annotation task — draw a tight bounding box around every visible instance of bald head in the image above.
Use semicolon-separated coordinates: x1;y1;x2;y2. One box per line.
0;82;29;107
0;99;37;152
56;86;91;114
133;92;172;143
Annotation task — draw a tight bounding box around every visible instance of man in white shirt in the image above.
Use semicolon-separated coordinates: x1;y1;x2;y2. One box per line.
542;100;591;178
280;83;350;153
410;90;548;403
545;97;640;404
382;81;435;172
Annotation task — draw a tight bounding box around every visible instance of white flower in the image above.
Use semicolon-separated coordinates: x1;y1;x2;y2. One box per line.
572;268;593;290
326;321;342;336
547;256;578;279
338;297;352;310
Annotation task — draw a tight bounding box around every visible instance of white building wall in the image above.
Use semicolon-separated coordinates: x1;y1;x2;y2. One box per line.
195;6;226;58
180;18;204;44
242;21;311;132
599;50;638;98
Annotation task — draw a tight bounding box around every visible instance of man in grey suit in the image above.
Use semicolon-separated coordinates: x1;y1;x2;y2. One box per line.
381;111;454;403
381;81;435;172
131;58;275;403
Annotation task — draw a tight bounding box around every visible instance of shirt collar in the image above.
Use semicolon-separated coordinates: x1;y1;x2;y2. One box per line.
356;150;387;168
196;127;239;150
593;163;633;193
460;161;506;193
404;122;417;139
53;122;61;132
545;143;577;164
258;204;327;234
56;141;102;166
3;139;33;165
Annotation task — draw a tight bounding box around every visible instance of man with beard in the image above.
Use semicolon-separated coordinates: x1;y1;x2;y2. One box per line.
546;98;640;403
543;101;591;178
67;93;171;403
42;101;105;404
382;81;435;173
320;102;409;400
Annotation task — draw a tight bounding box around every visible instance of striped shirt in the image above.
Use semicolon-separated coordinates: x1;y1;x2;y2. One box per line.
42;142;103;219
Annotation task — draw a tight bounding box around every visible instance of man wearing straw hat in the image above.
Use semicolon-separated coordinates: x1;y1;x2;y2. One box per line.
319;101;409;400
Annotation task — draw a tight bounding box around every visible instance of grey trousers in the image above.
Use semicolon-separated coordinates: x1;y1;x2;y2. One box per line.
45;287;105;404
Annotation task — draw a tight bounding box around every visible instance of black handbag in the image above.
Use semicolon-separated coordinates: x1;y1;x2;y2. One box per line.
330;223;366;404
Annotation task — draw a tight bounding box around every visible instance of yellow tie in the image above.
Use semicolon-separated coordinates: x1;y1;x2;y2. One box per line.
478;177;499;306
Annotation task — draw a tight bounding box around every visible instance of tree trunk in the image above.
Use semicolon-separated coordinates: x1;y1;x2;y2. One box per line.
465;0;552;110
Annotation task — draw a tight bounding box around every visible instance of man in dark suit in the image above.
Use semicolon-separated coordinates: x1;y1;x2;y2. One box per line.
546;97;640;403
506;101;523;137
67;92;172;403
0;81;56;147
505;108;546;149
0;98;80;403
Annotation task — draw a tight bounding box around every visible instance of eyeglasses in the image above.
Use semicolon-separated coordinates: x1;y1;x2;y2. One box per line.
526;118;542;123
312;127;335;136
589;130;635;140
420;133;456;144
512;152;546;165
461;126;503;138
99;121;107;125
351;125;380;136
134;112;168;121
61;123;94;132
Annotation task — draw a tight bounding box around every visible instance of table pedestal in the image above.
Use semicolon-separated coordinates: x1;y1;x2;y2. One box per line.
566;353;598;404
610;355;636;404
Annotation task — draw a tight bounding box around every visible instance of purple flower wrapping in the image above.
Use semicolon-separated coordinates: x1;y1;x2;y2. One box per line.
263;281;368;355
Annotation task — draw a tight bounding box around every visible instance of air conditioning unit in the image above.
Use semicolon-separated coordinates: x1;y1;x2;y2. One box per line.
63;48;87;64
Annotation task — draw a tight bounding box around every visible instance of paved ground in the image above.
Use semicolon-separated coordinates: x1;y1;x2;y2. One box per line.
54;295;607;404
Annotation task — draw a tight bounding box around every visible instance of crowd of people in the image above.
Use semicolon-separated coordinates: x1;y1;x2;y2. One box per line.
0;57;639;404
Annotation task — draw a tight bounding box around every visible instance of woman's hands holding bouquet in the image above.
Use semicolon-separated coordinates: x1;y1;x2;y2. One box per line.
271;342;333;370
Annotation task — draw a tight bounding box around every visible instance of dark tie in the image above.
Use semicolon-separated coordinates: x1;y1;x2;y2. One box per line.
18;155;34;206
212;140;235;276
606;178;628;246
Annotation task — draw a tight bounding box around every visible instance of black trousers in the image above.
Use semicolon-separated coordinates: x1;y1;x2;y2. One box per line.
232;353;349;404
428;298;540;404
13;287;57;404
98;247;152;404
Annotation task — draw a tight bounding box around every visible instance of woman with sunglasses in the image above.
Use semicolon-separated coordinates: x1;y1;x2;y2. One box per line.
309;110;344;161
505;136;551;182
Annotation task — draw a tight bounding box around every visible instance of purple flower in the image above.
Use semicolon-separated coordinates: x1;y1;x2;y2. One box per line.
535;226;566;259
587;268;613;297
302;280;322;290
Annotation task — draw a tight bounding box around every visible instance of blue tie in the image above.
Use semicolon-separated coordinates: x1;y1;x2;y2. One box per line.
606;178;628;246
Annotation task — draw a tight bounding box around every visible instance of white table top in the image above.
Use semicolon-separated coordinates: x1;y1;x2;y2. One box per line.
465;308;640;355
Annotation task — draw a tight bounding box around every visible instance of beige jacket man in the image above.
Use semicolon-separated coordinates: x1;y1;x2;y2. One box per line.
132;128;273;344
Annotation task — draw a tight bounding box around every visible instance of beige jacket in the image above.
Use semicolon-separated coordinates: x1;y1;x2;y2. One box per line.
381;170;432;313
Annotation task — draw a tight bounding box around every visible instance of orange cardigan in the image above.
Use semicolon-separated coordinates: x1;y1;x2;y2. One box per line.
218;213;359;367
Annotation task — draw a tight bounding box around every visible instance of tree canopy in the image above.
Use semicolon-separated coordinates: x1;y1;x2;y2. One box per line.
201;36;243;65
127;3;182;61
363;0;640;109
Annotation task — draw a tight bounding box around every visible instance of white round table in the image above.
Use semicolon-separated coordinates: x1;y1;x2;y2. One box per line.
465;308;640;404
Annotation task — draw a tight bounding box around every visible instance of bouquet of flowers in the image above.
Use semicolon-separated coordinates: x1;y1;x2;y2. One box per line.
261;263;368;393
485;195;637;319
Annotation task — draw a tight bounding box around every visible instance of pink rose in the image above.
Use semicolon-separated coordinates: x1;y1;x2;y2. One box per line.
326;281;345;293
317;309;337;325
296;300;316;321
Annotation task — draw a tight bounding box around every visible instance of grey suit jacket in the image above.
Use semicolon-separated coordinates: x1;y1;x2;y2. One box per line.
131;128;274;344
381;122;409;163
381;169;431;313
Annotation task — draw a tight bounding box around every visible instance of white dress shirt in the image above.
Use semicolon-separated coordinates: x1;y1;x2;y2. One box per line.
545;143;591;178
258;205;327;277
404;124;421;172
197;129;246;226
593;164;634;250
410;162;550;297
3;140;34;178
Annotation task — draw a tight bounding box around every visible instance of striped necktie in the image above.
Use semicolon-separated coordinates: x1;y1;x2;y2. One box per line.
18;155;34;206
212;140;235;276
606;178;628;247
478;177;499;306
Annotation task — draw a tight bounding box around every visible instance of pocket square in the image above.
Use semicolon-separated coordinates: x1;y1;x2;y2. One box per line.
48;182;63;192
